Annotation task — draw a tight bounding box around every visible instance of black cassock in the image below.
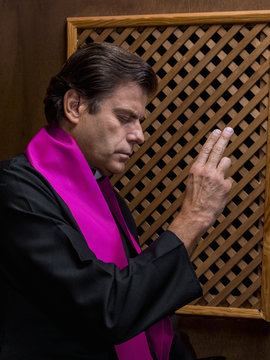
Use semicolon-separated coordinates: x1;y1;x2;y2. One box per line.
0;154;202;359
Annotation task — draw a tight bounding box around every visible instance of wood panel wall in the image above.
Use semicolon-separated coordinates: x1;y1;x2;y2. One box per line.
1;1;270;359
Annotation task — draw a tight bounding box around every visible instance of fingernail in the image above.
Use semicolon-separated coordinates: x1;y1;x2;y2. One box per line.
225;127;234;134
213;129;221;136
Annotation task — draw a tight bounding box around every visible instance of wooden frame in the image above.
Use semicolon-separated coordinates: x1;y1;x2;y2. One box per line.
67;11;270;321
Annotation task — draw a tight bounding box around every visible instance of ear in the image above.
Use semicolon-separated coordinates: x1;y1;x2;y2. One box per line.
63;89;82;124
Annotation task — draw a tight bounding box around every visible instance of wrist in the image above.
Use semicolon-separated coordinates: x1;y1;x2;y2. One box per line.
168;214;209;255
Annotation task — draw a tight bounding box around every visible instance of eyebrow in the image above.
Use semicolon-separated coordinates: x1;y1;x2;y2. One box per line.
114;108;145;122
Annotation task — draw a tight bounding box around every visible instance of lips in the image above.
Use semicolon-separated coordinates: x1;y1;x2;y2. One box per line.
117;152;131;161
117;149;132;156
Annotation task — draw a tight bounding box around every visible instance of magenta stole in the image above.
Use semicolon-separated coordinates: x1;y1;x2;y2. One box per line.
25;126;173;360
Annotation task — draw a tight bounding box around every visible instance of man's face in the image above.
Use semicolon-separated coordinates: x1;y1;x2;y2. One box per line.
71;82;147;176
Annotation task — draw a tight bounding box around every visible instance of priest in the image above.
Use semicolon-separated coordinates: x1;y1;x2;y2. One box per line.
0;42;233;360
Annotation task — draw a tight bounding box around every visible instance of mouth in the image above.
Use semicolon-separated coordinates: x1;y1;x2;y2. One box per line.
117;152;132;161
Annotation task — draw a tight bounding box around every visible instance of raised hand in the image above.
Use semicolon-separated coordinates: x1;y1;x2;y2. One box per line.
168;127;234;255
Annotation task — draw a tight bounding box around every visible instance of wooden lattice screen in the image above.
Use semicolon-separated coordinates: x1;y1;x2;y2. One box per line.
67;11;270;321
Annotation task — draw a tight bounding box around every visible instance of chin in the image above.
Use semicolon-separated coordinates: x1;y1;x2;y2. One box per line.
108;164;126;175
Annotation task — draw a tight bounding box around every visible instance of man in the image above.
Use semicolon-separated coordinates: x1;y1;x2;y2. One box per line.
0;43;233;359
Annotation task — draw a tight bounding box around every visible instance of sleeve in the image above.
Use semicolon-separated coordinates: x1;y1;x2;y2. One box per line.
0;158;202;345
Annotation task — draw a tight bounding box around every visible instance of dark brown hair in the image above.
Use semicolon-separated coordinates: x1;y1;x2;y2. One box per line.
44;42;158;124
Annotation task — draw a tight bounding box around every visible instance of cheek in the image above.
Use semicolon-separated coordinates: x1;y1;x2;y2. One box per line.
95;133;118;156
105;127;126;148
87;118;126;154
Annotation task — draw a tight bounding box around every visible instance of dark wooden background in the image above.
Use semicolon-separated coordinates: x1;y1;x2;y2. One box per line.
1;1;270;359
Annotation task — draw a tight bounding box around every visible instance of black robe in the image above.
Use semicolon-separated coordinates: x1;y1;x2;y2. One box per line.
0;154;202;359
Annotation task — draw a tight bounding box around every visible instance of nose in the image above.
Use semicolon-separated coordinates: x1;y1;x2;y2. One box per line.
127;120;145;145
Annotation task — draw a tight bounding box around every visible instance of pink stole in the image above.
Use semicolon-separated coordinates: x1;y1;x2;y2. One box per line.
25;126;173;360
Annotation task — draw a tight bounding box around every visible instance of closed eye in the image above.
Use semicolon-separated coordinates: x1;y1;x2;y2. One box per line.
117;115;131;124
114;108;145;125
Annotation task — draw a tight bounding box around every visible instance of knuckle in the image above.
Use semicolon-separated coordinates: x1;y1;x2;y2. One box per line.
190;163;200;174
202;144;212;155
220;180;233;195
226;177;234;189
201;164;212;176
213;144;224;155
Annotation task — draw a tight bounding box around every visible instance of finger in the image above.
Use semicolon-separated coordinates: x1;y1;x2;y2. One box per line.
217;156;232;177
225;176;234;191
195;129;222;166
207;127;234;167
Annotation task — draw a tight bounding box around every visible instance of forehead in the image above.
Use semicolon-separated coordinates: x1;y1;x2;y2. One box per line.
105;82;148;116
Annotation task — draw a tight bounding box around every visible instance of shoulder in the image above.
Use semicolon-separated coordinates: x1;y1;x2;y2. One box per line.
0;154;72;223
0;154;50;188
0;154;28;173
0;154;55;199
